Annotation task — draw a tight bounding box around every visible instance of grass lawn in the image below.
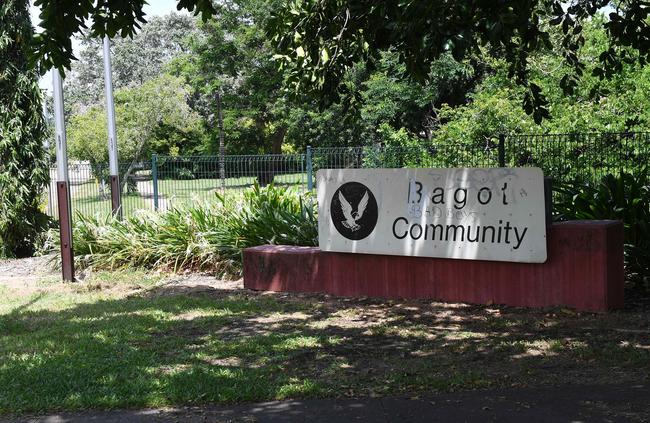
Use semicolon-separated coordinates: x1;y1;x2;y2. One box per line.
51;173;308;218
157;173;306;205
73;190;150;217
1;271;649;415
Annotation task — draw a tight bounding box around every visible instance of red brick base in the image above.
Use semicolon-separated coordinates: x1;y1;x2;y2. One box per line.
243;221;624;312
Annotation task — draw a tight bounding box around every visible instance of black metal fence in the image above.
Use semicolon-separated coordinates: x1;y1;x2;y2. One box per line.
46;132;650;219
504;132;650;183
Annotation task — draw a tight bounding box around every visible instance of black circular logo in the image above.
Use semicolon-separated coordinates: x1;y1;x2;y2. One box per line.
330;182;378;240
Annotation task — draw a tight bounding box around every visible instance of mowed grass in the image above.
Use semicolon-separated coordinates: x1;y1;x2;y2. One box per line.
74;189;150;217
158;173;306;206
0;273;324;414
1;271;650;415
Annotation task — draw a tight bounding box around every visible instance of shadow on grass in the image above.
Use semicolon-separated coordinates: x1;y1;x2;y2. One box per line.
1;283;649;415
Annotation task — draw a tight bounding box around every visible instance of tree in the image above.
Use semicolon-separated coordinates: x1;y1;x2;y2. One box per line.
65;13;198;112
178;0;477;156
437;16;650;133
358;51;476;141
31;0;215;72
281;50;477;152
175;0;290;157
266;0;650;123
32;1;650;123
67;74;202;191
430;17;650;173
174;0;312;184
0;0;50;257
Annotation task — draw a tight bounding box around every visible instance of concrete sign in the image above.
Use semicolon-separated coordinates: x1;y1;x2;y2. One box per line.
317;168;547;263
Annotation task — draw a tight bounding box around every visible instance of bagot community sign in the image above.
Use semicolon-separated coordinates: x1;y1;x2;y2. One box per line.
317;168;547;263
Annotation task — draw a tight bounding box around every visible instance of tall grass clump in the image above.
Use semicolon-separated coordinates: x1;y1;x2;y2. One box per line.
55;184;317;277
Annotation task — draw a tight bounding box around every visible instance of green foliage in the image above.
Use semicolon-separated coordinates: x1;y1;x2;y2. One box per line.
359;52;474;139
29;0;650;138
59;13;205;171
31;0;650;125
0;0;50;258
67;74;202;167
65;13;198;111
361;124;430;168
282;51;476;150
175;0;292;155
554;170;650;287
433;19;650;169
176;2;477;154
59;184;317;276
31;0;215;72
268;1;650;123
211;183;318;254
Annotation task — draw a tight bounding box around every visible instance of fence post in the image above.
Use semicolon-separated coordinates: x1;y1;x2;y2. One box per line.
152;154;159;211
306;145;313;191
498;134;506;167
544;177;553;227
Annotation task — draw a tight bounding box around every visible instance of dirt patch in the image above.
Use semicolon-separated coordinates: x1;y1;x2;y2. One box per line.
117;273;650;392
0;255;56;279
3;266;650;401
137;275;243;298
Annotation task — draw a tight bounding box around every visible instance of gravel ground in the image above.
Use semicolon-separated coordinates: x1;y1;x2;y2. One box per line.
0;255;58;287
0;255;240;294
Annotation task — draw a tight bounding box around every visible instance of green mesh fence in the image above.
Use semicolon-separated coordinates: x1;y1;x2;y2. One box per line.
45;132;650;220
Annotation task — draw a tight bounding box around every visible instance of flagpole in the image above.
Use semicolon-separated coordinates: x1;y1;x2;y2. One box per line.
103;36;121;217
52;70;75;282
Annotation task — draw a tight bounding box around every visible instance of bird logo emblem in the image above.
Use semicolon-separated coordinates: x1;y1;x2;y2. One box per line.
338;190;369;232
330;181;378;240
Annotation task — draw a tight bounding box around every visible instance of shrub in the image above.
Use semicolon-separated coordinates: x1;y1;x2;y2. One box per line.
52;183;317;277
554;169;650;289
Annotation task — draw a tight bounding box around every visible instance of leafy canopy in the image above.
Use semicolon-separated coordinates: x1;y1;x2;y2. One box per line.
66;13;198;111
31;1;650;123
32;0;215;72
266;0;650;123
434;17;650;144
175;0;292;154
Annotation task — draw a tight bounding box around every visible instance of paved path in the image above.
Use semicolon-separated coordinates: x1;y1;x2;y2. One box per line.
6;383;648;423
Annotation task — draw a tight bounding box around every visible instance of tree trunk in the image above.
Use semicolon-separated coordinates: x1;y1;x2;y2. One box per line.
271;126;286;154
257;125;287;187
120;137;148;194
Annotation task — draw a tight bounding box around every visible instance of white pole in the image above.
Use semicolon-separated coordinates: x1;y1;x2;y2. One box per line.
52;70;75;281
103;36;121;216
53;70;69;182
103;36;119;175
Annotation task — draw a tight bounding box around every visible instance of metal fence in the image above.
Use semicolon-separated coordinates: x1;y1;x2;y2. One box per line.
46;132;650;220
504;132;650;183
